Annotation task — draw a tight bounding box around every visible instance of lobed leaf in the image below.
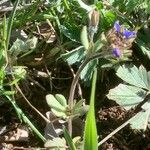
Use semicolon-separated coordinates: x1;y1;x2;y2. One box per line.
116;65;150;90
107;84;147;110
108;65;150;130
46;94;67;118
130;109;150;131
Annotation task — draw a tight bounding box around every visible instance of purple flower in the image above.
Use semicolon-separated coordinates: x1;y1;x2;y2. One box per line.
112;48;121;57
122;28;136;39
114;21;121;33
114;21;136;39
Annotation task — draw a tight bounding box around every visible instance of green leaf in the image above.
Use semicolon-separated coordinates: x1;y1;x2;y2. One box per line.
44;137;66;150
63;127;77;150
2;15;7;47
61;46;85;65
0;90;15;96
61;24;81;42
25;36;38;49
7;66;26;85
80;59;97;83
107;65;150;130
84;69;98;150
116;65;150;90
73;99;85;109
107;84;147;110
0;57;5;70
51;109;67;119
130;109;150;131
95;1;103;10
55;94;67;107
10;39;28;57
73;104;89;117
72;99;88;116
93;33;107;52
104;10;116;25
107;85;150;130
101;10;116;29
61;46;97;84
46;94;67;118
80;26;89;51
46;94;66;111
126;95;150;131
126;0;142;14
0;70;5;82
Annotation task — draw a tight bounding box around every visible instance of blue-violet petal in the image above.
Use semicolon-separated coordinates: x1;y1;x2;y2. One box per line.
112;48;121;57
123;29;136;39
114;21;121;33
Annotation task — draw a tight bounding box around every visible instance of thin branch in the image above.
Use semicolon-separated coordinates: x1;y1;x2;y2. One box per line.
68;52;109;108
15;83;50;123
98;115;136;146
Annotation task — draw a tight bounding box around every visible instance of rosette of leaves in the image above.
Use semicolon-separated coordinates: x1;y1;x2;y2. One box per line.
46;94;89;119
107;65;150;130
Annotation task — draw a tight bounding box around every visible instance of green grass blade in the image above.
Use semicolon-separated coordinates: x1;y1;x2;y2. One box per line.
2;15;8;68
63;127;77;150
6;0;20;49
3;16;7;45
63;0;71;10
83;68;98;150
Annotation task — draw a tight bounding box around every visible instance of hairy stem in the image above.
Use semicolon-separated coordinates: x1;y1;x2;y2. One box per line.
68;58;89;109
68;52;108;135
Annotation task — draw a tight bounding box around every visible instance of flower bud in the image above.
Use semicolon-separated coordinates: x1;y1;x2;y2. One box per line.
88;10;100;33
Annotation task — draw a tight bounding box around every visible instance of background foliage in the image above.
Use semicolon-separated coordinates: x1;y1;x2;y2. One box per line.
0;0;150;149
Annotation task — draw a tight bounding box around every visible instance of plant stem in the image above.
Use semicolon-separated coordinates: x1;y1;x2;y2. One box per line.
68;58;89;135
68;58;89;109
68;52;108;135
